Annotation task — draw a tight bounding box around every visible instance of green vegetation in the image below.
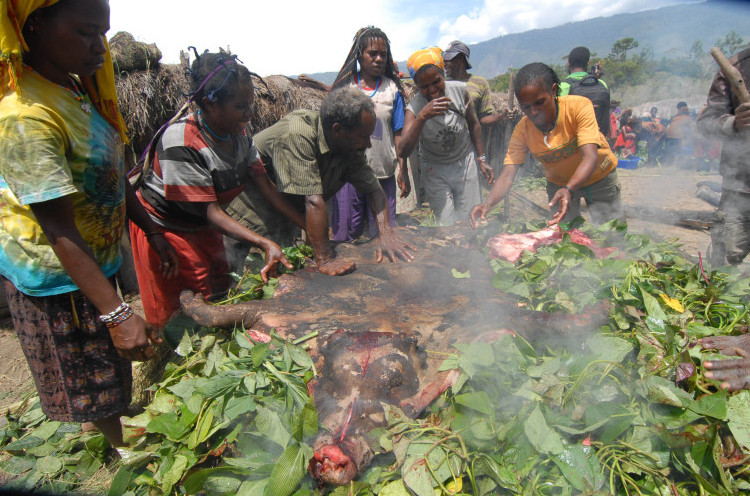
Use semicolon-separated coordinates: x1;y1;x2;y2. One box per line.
3;220;750;494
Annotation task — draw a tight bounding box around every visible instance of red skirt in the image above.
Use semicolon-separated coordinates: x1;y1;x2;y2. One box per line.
130;223;232;327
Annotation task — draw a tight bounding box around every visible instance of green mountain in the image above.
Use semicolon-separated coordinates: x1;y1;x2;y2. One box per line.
306;0;750;84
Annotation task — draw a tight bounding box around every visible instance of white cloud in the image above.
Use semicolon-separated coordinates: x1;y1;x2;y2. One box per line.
108;0;695;76
435;0;693;48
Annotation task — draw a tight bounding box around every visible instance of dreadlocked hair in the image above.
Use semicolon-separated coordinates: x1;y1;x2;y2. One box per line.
331;26;405;96
514;62;560;99
188;48;252;110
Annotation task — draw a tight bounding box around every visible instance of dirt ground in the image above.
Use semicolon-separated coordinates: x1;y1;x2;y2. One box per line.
0;165;728;416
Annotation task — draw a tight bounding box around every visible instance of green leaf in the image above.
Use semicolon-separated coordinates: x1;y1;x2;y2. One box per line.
285;343;316;374
0;455;35;474
552;445;605;491
32;421;61;441
379;479;412;495
196;372;241;398
585;334;634;363
223;395;257;421
252;343;272;369
4;435;44;453
524;405;564;455
175;329;194;357
402;457;435;496
147;410;194;441
188;407;216;450
255;407;291;448
689;392;727;420
204;473;243;495
472;453;519;491
454;391;494;415
451;268;471;279
35;455;63;476
108;467;133;496
264;443;310;496
639;285;668;320
646;375;693;408
727;391;750;452
161;453;189;494
238;478;269;495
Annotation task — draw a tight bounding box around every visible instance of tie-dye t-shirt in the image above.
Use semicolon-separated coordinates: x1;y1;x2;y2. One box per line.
0;70;125;296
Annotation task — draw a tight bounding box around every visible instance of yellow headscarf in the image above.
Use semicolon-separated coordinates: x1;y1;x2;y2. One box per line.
407;47;443;79
0;0;129;143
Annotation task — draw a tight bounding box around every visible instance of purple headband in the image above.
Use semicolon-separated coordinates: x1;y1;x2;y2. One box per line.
136;58;237;165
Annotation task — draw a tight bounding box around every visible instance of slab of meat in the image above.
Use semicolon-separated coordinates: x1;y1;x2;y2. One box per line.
487;226;617;262
178;225;610;486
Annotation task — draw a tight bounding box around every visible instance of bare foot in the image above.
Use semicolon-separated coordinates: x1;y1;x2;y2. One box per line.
701;334;750;391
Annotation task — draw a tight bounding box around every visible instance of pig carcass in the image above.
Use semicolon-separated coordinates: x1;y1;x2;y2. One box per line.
179;225;610;485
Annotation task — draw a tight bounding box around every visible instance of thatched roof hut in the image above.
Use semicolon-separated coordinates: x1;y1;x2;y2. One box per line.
115;65;328;158
112;34;519;163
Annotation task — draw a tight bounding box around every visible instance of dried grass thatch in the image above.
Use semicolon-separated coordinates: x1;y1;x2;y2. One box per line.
116;63;190;158
110;31;162;73
249;74;327;133
116;66;329;158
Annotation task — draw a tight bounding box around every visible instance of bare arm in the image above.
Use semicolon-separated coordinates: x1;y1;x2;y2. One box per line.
366;187;415;263
125;182;179;279
30;196;159;361
546;143;599;225
204;202;292;282
465;93;494;184
393;131;411;198
304;194;356;276
470;163;520;227
397;97;453;158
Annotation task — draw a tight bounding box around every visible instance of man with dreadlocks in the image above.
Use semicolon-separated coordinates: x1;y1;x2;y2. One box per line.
329;26;410;243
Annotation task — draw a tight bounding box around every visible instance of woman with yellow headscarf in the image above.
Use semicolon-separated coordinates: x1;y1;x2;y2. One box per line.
0;0;178;447
398;47;494;226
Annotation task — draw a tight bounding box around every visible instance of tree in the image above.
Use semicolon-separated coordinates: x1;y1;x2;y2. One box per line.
608;38;639;63
715;30;745;57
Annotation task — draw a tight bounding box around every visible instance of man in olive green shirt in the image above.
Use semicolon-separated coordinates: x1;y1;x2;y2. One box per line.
226;87;415;276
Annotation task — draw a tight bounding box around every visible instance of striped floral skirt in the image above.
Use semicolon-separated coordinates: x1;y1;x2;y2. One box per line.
2;278;132;423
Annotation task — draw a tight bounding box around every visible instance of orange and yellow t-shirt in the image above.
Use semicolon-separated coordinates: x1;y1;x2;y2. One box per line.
504;95;617;187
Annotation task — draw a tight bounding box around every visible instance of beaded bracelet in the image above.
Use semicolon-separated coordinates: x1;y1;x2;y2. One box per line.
99;302;134;328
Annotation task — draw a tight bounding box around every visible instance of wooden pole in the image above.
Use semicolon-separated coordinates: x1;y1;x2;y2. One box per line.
710;46;750;104
503;72;515;221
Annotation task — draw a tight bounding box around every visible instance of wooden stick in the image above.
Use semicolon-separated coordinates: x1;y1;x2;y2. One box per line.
710;46;750;104
503;72;516;220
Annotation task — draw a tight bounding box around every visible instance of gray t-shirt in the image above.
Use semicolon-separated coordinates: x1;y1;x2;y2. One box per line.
407;81;473;164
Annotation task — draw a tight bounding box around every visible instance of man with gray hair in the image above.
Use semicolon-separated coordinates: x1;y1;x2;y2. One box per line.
224;87;415;276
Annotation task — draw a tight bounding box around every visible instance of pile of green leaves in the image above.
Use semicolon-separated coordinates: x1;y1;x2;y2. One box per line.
113;326;320;495
0;399;111;494
3;223;750;495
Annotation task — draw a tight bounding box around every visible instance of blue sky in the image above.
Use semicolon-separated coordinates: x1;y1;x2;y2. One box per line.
109;0;698;76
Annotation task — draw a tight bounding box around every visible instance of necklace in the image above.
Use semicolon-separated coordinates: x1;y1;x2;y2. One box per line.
22;65;92;114
197;110;231;142
356;73;381;97
541;100;560;148
65;77;92;114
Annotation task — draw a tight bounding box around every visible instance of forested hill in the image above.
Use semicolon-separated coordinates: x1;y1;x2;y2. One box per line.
307;0;750;83
469;0;749;78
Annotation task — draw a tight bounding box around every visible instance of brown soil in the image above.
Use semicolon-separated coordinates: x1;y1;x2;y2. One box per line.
0;165;728;415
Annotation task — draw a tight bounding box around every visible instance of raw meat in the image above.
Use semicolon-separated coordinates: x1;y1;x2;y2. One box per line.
488;226;617;262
